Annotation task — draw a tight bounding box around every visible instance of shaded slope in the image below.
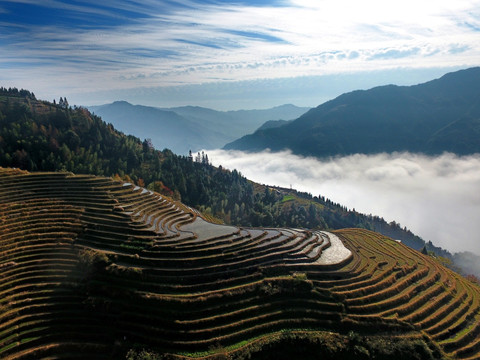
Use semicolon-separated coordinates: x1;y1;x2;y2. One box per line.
165;104;308;136
1;168;479;359
89;102;310;154
256;119;292;131
88;101;217;154
225;67;480;156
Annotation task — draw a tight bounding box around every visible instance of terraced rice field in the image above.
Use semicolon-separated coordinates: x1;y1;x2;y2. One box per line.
0;168;479;359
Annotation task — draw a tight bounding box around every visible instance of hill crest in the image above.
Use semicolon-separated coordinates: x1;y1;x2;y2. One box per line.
224;67;480;156
89;101;310;154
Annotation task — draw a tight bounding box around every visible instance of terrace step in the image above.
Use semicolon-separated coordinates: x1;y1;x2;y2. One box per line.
1;168;479;359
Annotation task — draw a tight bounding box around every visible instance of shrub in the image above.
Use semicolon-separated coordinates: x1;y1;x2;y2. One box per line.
126;348;164;360
78;248;110;275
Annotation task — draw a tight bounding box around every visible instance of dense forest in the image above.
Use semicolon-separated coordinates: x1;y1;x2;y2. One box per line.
0;88;463;267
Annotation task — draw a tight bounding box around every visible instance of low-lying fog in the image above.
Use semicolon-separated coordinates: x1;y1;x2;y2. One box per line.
207;149;480;256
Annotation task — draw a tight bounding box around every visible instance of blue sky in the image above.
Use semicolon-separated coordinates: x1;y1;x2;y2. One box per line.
1;0;479;109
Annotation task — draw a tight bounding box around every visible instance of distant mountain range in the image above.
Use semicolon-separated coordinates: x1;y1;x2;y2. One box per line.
224;67;480;156
88;102;309;155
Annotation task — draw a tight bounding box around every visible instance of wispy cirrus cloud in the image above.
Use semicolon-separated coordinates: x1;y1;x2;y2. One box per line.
1;0;479;106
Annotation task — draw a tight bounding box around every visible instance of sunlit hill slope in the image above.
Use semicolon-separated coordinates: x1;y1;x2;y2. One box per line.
1;168;479;359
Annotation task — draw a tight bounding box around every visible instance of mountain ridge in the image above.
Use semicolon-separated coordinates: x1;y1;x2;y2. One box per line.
89;101;310;154
224;67;480;156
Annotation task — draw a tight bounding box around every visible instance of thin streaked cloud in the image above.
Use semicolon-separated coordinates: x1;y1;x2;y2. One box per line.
0;0;479;107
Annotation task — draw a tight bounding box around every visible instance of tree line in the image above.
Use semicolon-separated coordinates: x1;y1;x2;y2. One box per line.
0;90;459;261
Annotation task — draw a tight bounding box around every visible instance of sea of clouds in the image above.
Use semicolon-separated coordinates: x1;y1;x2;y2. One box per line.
207;149;480;255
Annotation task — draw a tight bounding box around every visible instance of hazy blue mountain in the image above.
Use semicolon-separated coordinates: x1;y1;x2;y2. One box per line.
256;119;293;131
89;102;309;155
224;67;480;157
88;101;208;154
226;104;311;124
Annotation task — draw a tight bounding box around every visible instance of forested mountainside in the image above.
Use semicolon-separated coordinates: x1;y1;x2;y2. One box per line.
1;167;479;359
225;67;480;157
88;101;309;154
0;87;475;276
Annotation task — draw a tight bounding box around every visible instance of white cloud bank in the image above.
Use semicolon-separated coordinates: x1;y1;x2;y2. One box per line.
207;149;480;255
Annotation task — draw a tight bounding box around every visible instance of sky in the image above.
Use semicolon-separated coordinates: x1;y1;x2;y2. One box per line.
208;150;480;256
1;0;480;110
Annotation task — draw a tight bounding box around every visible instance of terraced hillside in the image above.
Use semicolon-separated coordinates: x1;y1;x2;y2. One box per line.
0;168;479;359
